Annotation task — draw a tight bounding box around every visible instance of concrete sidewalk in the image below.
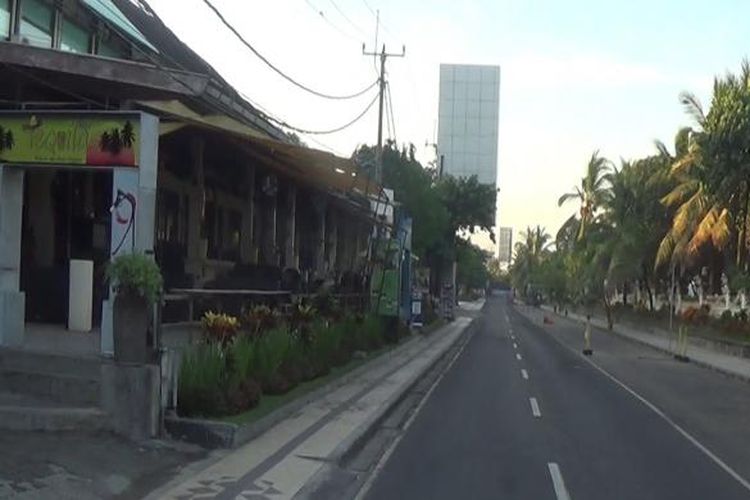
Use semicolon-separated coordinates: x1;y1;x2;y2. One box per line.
147;313;477;500
539;305;750;382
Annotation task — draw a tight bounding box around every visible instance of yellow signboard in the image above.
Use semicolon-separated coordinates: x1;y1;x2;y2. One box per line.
0;114;140;167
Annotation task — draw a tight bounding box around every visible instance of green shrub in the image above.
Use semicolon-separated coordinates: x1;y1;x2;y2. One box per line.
361;314;385;350
720;309;734;323
307;320;343;374
255;325;292;393
229;335;257;382
178;343;226;417
107;253;163;304
735;309;748;323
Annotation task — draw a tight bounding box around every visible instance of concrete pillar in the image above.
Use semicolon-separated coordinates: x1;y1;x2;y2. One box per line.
240;165;255;264
283;184;297;269
0;166;26;346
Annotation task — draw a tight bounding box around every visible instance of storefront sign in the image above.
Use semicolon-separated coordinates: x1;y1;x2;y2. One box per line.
0;114;140;167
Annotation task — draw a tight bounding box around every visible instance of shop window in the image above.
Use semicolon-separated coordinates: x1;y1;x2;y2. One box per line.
19;0;54;48
97;33;127;59
0;0;10;40
60;17;90;53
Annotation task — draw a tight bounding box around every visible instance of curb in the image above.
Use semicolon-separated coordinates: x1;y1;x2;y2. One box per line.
537;306;750;384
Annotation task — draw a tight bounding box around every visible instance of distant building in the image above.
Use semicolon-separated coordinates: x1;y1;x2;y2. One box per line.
498;227;513;263
437;64;500;186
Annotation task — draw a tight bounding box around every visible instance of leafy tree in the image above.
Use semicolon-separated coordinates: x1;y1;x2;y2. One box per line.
436;174;498;241
456;241;490;291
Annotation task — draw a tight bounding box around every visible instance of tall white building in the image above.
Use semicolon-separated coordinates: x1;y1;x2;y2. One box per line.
437;64;500;186
498;227;513;263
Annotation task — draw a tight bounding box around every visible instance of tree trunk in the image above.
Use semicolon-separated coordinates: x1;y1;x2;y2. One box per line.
642;264;654;311
622;283;628;306
603;294;613;330
736;182;749;268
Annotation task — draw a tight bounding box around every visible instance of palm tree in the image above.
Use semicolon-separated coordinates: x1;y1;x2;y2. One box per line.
656;111;731;271
510;225;551;293
558;151;612;240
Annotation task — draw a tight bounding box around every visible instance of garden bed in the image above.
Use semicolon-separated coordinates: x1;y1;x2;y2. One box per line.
165;338;410;448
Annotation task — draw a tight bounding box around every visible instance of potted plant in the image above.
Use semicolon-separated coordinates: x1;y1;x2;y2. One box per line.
107;253;163;363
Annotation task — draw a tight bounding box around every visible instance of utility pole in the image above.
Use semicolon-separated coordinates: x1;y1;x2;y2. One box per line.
363;43;405;184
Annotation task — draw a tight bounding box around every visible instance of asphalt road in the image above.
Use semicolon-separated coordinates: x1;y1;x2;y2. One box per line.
362;296;750;500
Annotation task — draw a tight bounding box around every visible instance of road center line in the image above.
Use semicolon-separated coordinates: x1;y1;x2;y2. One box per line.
516;353;522;361
547;463;572;500
521;369;529;380
530;397;541;417
539;320;750;494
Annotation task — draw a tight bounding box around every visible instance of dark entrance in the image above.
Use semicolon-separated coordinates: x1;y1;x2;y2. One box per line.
20;169;113;327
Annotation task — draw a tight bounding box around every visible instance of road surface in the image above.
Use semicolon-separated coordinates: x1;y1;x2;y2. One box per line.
361;296;750;500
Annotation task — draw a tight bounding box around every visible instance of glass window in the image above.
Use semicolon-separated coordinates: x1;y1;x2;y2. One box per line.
19;0;54;48
60;18;90;53
0;0;10;40
97;36;126;59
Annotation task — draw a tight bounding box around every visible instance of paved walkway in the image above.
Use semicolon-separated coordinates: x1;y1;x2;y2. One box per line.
540;305;750;382
148;314;476;500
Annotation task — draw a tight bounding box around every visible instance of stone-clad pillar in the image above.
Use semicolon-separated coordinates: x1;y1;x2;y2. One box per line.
0;166;25;346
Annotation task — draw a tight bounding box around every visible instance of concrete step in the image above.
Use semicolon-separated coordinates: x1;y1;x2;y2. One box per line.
0;369;101;406
0;391;109;431
0;347;105;379
0;405;109;431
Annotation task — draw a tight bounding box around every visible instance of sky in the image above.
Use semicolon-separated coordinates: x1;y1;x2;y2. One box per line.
146;0;750;254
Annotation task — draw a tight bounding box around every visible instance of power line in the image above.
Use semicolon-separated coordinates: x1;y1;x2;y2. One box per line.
303;0;360;42
239;90;379;135
202;0;377;100
384;84;393;142
328;0;367;37
386;80;397;145
361;0;376;17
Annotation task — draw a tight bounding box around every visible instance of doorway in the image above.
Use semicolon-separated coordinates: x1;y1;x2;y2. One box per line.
20;169;113;328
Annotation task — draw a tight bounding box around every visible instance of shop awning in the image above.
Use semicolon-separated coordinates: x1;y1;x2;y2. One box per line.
134;99;383;200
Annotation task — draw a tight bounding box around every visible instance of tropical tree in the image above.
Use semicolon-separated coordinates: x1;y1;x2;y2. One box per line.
558;151;612;240
658;61;750;274
509;225;551;293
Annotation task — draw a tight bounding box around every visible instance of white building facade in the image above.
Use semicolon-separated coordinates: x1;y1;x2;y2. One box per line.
498;227;513;263
437;64;500;186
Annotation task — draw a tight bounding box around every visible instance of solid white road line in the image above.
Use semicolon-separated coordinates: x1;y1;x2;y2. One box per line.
516;353;522;361
530;397;541;417
541;326;750;494
548;463;572;500
521;369;529;380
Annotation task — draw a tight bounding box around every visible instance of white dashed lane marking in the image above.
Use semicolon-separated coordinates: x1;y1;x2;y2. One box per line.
548;463;572;500
530;397;541;417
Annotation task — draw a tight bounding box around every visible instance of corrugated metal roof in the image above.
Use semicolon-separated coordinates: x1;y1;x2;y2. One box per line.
81;0;159;53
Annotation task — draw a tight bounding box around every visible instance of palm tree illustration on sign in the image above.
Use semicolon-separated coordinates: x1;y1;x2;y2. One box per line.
89;120;136;166
0;125;15;159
